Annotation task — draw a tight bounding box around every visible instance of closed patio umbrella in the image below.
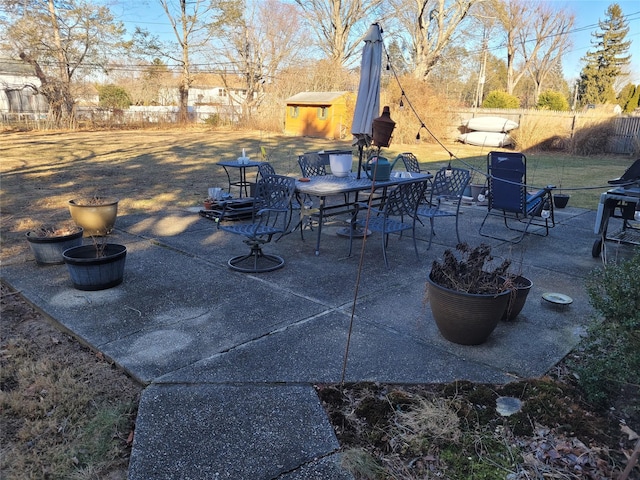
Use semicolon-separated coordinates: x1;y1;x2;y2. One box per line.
351;23;383;179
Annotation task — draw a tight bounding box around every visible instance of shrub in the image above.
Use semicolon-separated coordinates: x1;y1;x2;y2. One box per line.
572;249;640;409
97;84;132;109
569;120;614;155
482;90;520;109
536;90;570;111
204;114;221;127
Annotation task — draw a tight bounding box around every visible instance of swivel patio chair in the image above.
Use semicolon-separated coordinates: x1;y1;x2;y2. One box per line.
479;151;555;243
218;174;296;273
348;178;430;268
258;162;302;233
416;166;471;249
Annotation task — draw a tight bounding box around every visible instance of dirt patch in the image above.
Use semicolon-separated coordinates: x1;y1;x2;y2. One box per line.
317;378;639;479
0;280;142;479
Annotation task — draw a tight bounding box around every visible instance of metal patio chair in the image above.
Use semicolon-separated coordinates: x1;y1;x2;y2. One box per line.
348;178;430;268
416;166;471;249
257;162;277;179
479;151;555;243
298;153;327;177
218;175;296;273
397;152;421;173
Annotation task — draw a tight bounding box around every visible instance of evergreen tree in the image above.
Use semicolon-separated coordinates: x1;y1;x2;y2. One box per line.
577;3;631;107
624;85;640;114
617;83;636;112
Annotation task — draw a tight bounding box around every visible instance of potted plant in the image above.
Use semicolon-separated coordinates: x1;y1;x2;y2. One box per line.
68;196;119;236
501;274;533;321
468;172;487;204
553;190;570;208
62;237;126;291
25;223;83;265
426;243;514;345
553;159;569;208
203;197;214;210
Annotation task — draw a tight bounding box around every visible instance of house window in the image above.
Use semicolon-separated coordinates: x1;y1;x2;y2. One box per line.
217;89;226;97
290;106;299;118
317;107;328;120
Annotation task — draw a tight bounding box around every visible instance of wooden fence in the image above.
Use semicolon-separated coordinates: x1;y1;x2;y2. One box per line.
452;108;639;155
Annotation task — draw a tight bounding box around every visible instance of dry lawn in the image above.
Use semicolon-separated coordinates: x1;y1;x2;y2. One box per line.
1;126;632;264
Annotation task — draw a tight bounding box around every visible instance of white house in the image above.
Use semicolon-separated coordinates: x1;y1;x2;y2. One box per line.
0;58;48;114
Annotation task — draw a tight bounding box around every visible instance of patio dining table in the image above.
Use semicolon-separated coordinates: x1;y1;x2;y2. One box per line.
295;172;432;255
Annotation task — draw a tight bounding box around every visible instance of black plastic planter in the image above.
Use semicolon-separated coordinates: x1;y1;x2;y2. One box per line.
62;244;126;290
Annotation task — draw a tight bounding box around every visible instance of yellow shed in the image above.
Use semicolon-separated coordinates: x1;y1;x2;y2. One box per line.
284;91;354;139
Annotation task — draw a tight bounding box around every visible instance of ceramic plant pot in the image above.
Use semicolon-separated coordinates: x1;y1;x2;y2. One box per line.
502;275;533;321
25;227;83;265
553;194;570;209
63;243;126;291
68;197;119;236
427;273;510;345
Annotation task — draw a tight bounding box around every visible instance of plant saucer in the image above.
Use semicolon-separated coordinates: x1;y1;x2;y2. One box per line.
542;292;573;305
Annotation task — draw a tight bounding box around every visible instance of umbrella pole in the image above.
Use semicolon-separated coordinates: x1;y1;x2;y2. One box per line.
357;144;363;179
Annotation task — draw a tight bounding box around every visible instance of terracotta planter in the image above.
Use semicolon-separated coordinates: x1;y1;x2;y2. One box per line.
502;275;533;321
68;197;119;236
63;243;126;291
427;273;510;345
25;227;83;265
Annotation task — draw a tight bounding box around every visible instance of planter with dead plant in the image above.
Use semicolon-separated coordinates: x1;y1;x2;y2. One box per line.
426;243;516;345
62;236;126;291
68;196;119;236
25;223;84;265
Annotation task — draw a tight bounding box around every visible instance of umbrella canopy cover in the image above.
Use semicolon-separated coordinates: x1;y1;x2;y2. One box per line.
351;23;383;147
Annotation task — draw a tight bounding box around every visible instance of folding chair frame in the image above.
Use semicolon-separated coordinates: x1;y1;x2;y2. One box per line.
479;151;555;243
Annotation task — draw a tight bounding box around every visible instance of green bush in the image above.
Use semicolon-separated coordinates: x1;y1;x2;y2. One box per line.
537;90;570;111
573;248;640;408
482;90;520;109
97;84;132;109
204;114;221;127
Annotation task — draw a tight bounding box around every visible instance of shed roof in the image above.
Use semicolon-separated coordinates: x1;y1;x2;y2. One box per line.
285;91;349;105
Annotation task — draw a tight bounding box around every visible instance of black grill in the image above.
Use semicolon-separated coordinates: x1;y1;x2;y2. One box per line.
592;159;640;258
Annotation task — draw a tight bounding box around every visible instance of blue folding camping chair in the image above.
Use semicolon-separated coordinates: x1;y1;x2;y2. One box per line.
479;151;555;243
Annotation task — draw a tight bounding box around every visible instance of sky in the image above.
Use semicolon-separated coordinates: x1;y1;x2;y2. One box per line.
110;0;640;85
553;0;640;82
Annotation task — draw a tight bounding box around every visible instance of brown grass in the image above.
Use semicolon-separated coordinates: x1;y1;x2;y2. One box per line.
1;126;632;265
0;281;141;479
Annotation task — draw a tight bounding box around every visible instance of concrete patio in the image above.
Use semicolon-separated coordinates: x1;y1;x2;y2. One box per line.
0;199;612;479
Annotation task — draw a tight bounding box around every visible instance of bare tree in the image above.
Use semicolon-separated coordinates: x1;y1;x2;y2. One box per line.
136;0;241;122
494;0;574;95
1;0;125;127
293;0;386;67
392;0;479;81
215;0;306;117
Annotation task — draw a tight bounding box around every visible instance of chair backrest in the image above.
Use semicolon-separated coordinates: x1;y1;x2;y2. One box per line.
257;162;277;179
428;167;471;204
398;152;421;173
298;153;326;177
384;179;430;217
487;152;527;214
254;175;296;210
